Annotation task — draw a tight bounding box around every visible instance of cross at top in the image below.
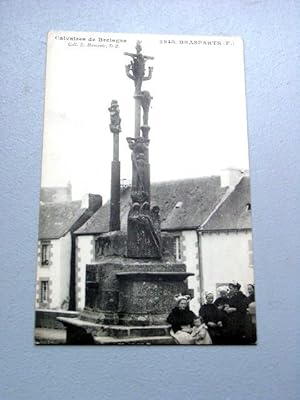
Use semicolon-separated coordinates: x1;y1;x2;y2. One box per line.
124;41;154;94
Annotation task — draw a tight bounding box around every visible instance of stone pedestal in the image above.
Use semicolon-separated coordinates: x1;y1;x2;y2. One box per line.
85;257;192;326
57;232;193;344
117;271;193;325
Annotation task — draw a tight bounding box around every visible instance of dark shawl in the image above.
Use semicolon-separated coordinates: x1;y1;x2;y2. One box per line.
199;304;221;324
167;307;196;333
246;293;255;305
225;291;248;342
214;297;230;308
228;291;247;316
214;297;230;324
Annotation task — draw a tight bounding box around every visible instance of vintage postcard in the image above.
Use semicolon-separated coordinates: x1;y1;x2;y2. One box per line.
35;32;256;345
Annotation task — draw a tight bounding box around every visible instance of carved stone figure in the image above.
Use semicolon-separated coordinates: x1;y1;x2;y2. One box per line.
126;136;150;204
124;42;161;259
95;236;111;257
127;202;161;259
124;41;154;94
151;205;161;240
108;100;121;134
141;90;152;126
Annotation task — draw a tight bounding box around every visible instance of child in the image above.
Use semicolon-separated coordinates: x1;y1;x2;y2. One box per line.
191;317;212;345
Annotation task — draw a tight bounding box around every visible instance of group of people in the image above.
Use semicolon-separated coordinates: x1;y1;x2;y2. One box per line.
167;282;256;345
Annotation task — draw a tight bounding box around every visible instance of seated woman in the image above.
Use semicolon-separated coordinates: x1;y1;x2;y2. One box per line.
167;294;196;344
199;292;224;344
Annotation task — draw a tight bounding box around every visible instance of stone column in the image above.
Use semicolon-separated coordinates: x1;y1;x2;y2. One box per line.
124;42;161;259
134;94;142;138
108;100;121;232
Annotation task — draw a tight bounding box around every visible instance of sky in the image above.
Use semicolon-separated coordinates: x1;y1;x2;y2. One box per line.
41;32;249;201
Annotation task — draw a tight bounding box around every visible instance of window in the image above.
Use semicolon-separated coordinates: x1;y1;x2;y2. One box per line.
175;236;182;261
41;243;50;265
40;280;49;303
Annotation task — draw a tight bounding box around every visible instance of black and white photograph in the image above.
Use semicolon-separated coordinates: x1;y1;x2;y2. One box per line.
35;31;256;345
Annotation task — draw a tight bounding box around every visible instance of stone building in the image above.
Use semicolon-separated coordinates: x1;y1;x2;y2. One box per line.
36;194;102;310
74;169;254;314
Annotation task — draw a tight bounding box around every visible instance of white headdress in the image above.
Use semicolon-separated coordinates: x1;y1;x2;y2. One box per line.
174;294;191;304
217;285;229;294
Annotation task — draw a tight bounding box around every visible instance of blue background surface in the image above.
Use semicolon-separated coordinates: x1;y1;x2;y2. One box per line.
1;1;299;399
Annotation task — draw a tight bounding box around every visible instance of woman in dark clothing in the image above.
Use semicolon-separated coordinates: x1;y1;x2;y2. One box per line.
214;287;230;321
167;295;196;344
224;282;248;344
199;293;223;344
214;287;229;309
244;284;256;343
246;284;255;305
214;287;230;343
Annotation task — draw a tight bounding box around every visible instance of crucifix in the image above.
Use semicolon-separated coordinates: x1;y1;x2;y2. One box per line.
124;41;161;259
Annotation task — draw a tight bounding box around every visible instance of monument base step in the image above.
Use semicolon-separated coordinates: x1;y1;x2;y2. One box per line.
94;335;175;345
35;309;79;329
34;328;175;345
57;316;173;343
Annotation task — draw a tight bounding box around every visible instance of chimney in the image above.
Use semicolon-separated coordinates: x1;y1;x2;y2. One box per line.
66;181;72;201
220;168;243;190
81;194;102;212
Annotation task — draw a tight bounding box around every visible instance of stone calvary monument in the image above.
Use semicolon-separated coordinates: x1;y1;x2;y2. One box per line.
125;41;160;260
58;42;193;344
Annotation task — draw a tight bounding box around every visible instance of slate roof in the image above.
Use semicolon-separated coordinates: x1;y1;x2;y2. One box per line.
153;177;228;230
201;176;252;231
75;176;228;234
38;201;87;239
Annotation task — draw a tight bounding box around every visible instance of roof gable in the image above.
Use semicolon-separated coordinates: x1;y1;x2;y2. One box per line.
39;201;87;239
202;176;252;231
